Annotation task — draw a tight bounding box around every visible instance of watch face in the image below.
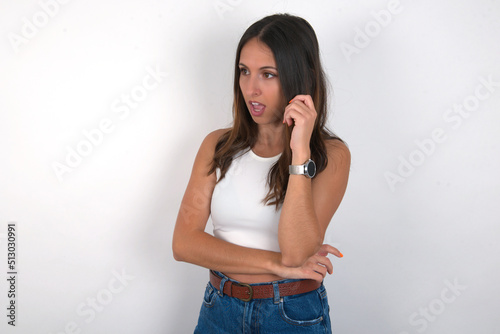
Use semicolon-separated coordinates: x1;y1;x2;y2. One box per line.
306;160;316;178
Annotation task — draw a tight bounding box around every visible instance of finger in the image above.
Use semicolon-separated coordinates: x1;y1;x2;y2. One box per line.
316;256;333;275
283;108;292;126
284;102;308;124
311;263;327;277
289;95;315;113
283;109;301;127
287;98;314;118
311;254;332;275
295;266;322;282
317;248;328;256
284;106;311;127
283;108;296;127
321;244;344;258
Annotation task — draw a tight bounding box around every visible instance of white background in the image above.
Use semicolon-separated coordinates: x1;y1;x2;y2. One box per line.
1;0;499;333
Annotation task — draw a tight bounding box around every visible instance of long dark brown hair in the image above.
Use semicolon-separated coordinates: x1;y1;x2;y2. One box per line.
209;13;344;209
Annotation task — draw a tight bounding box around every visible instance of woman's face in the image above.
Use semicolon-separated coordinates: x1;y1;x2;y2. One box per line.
239;38;285;126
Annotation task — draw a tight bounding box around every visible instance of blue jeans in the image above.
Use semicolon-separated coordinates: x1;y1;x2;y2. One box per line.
194;271;332;333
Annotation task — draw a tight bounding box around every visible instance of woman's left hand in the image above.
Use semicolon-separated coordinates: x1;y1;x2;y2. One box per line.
274;244;342;282
283;94;317;160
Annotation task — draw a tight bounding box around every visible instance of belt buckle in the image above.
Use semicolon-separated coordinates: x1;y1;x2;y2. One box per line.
234;282;253;302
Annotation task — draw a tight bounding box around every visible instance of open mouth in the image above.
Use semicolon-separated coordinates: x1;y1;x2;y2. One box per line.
249;101;266;116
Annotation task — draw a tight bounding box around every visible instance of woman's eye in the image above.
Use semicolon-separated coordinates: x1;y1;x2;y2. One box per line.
264;72;276;79
239;68;249;75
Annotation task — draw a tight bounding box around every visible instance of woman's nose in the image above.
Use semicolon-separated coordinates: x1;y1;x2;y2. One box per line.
246;75;261;96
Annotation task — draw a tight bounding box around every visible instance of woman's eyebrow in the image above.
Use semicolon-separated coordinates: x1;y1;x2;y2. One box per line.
238;63;278;71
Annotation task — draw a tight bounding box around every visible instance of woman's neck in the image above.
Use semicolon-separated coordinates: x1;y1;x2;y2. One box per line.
252;123;284;157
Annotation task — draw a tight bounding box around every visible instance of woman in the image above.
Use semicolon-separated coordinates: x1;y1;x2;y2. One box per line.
173;13;350;333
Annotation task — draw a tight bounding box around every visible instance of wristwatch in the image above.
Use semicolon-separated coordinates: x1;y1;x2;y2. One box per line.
289;159;316;178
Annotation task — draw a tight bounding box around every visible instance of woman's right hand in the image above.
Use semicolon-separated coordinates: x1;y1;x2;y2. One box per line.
274;244;343;282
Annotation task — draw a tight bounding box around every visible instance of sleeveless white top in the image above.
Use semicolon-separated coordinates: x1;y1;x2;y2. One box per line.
211;149;282;252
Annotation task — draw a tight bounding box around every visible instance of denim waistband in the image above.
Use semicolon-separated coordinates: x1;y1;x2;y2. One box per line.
211;270;319;287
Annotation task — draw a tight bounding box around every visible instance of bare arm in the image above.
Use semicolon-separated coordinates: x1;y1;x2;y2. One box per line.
280;95;351;266
172;129;284;275
173;128;345;281
172;130;281;274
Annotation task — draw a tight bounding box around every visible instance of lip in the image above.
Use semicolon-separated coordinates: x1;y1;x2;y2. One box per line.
248;100;266;117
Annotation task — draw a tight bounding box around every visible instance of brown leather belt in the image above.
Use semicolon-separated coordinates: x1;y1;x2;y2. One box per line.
209;270;321;302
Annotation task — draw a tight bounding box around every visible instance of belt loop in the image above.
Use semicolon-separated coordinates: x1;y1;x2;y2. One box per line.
272;281;280;304
218;274;228;297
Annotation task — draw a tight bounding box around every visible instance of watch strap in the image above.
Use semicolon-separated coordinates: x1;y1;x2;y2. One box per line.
289;164;305;175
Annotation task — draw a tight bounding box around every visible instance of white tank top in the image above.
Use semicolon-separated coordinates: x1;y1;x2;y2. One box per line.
211;149;282;252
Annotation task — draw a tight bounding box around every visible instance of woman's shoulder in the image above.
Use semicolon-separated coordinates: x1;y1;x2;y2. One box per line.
205;128;231;142
202;128;231;147
324;138;350;171
198;128;231;155
192;128;232;174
